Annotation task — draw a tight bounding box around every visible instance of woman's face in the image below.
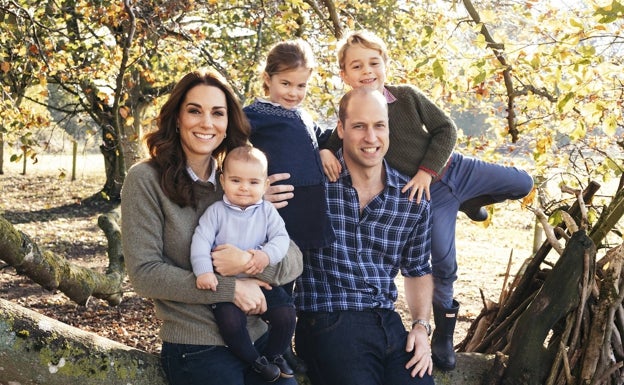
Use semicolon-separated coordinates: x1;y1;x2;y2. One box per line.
177;84;228;163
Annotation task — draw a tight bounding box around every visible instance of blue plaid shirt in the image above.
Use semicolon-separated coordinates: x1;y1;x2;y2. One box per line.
295;150;432;312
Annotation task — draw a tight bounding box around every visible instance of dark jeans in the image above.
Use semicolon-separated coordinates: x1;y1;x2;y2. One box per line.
161;332;298;385
295;309;434;385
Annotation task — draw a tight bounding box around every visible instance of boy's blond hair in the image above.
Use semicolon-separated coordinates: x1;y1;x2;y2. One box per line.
337;30;389;70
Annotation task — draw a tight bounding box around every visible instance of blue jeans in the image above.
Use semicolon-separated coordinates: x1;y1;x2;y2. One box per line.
161;332;298;385
430;152;533;308
295;309;434;385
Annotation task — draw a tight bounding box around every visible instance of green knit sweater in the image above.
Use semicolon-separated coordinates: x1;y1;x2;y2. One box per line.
326;84;457;177
121;161;303;346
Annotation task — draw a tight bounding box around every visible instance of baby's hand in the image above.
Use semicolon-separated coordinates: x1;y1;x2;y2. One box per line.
196;272;219;291
245;250;270;275
320;149;341;182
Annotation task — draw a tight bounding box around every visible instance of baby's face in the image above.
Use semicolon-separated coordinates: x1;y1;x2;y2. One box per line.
220;159;268;208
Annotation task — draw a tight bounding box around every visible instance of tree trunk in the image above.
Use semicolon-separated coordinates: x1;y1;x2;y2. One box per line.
0;298;166;385
0;133;4;174
0;212;124;306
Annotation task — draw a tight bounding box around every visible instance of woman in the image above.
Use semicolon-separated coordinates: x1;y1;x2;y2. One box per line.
121;69;302;385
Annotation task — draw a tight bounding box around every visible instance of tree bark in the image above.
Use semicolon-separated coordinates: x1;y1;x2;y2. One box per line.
502;230;596;385
0;213;124;306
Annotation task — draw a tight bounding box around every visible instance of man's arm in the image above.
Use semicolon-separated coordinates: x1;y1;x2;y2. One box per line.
404;274;434;378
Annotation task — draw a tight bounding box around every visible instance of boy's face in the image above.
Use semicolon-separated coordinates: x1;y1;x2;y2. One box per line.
263;66;311;110
220;159;269;208
340;45;387;93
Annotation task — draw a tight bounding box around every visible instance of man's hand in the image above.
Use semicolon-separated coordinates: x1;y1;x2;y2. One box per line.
404;324;433;378
265;173;294;209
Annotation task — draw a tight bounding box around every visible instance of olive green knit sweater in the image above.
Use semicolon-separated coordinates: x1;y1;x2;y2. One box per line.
121;161;303;346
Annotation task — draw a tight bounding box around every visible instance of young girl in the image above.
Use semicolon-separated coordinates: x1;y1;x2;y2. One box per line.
245;39;335;251
320;30;534;372
244;39;335;373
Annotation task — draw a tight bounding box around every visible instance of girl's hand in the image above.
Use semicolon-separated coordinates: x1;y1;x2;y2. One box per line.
401;170;432;203
320;149;341;182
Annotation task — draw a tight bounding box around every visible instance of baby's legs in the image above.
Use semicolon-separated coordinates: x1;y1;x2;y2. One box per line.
212;302;259;363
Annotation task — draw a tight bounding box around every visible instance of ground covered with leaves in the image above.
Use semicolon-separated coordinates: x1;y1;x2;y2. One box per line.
0;156;535;356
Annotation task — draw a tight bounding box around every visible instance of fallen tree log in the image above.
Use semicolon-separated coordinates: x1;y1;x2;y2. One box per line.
0;212;124;306
0;297;165;385
0;297;495;385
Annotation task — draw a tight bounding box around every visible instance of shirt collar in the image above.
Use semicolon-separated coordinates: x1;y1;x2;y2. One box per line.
383;87;397;104
222;195;264;211
186;157;218;189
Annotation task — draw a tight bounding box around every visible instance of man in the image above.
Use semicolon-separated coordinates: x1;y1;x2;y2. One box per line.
294;87;435;385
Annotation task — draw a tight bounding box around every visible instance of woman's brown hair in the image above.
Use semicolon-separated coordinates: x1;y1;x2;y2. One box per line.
145;69;250;207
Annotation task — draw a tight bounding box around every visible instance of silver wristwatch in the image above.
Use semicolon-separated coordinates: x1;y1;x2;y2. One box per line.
411;319;432;336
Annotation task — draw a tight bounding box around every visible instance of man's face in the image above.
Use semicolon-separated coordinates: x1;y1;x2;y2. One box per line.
337;92;389;172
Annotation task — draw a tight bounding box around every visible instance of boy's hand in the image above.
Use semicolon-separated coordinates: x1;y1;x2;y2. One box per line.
196;272;219;291
245;249;270;275
320;149;341;182
402;170;432;203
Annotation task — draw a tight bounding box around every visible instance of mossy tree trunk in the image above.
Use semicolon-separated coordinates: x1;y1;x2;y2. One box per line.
0;211;124;306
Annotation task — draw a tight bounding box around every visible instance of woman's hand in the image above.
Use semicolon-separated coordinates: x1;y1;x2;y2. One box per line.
264;173;294;209
401;170;433;203
211;244;251;276
234;278;272;314
320;149;341;182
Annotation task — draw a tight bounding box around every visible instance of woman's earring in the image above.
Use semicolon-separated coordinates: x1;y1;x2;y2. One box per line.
175;124;179;133
224;133;227;138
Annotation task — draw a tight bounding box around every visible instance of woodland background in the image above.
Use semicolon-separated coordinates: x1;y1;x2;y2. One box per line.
1;0;623;384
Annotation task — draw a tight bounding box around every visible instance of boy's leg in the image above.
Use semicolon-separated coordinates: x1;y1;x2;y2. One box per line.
448;153;534;219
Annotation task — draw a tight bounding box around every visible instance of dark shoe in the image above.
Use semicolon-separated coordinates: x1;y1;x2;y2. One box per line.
271;355;294;378
284;345;308;374
432;299;460;371
252;356;281;382
459;195;496;222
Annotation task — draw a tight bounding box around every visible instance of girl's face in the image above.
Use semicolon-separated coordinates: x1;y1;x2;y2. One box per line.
340;44;387;93
177;85;228;164
263;66;312;110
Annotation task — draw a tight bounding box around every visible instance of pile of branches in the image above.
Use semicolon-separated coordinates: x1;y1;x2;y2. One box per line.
458;182;624;385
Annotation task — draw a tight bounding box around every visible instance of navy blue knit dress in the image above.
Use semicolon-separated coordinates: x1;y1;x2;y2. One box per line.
245;99;335;250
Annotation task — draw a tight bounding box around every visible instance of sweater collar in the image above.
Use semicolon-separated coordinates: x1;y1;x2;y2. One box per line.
256;97;302;112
